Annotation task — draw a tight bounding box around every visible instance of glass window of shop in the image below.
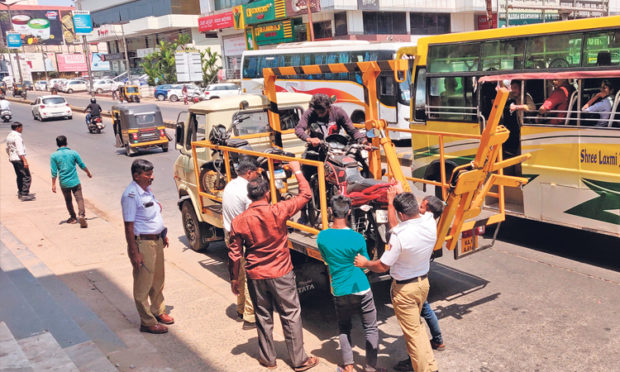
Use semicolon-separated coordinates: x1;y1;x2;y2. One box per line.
410;13;450;35
314;21;333;40
363;12;407;35
92;0;200;27
214;0;253;11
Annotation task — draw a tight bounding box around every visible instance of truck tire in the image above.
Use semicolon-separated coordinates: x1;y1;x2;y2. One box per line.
181;200;209;252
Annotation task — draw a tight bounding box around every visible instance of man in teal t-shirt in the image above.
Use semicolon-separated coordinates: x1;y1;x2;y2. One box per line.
50;135;92;228
317;195;384;372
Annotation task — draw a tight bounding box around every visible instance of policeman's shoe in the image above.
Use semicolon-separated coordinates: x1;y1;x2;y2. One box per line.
242;321;256;330
155;313;175;325
20;194;36;201
139;324;168;334
393;358;413;372
78;217;88;228
431;340;446;351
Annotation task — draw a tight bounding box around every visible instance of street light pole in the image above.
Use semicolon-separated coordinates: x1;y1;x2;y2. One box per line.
75;0;94;95
120;23;130;79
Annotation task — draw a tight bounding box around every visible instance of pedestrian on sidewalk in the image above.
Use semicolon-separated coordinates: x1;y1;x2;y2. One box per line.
317;195;386;372
5;122;35;201
355;190;439;372
182;85;188;105
222;160;259;330
228;161;319;371
50;135;92;228
121;159;174;334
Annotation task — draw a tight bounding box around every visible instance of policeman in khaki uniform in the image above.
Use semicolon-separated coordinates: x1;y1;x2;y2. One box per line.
122;159;174;334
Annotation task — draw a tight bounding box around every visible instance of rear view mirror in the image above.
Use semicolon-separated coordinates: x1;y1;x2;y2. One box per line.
175;122;184;150
366;128;379;139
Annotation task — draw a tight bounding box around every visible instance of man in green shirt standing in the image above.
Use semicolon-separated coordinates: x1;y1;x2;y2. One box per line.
317;195;385;372
50;135;92;228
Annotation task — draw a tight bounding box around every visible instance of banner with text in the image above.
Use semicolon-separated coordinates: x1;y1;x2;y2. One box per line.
56;53;87;72
199;12;234;32
253;19;293;46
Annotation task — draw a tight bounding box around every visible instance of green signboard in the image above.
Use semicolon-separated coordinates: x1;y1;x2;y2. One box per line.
244;0;286;25
253;19;293;46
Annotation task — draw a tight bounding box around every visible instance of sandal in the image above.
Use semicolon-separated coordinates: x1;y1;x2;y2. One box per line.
295;356;319;371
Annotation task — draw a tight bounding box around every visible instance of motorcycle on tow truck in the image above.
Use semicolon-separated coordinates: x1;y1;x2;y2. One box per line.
305;132;393;260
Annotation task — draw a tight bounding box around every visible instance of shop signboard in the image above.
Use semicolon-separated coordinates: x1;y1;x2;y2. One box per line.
57;53;87;72
7;32;22;48
244;0;286;26
223;36;247;56
0;9;64;45
245;27;255;50
72;10;93;35
233;5;245;30
356;0;378;11
253;19;293;46
285;0;320;16
20;52;57;72
477;14;498;29
199;12;234;32
100;53;126;61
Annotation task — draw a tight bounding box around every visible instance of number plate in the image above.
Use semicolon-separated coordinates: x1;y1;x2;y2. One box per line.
375;209;388;224
274;169;286;179
461;235;477;254
275;179;285;189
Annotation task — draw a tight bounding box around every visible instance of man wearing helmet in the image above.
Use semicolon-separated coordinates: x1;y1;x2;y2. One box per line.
85;97;102;127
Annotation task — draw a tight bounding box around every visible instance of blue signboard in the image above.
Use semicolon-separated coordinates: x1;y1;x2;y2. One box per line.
72;11;92;34
7;32;22;48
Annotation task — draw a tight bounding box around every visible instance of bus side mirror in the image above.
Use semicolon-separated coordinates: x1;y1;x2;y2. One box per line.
175;122;184;150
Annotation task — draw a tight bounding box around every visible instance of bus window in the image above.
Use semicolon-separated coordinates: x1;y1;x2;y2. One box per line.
379;75;397;107
583;30;620;67
525;33;582;69
431;76;475;121
414;68;427;121
481;39;525;71
243;56;259;79
428;43;480;73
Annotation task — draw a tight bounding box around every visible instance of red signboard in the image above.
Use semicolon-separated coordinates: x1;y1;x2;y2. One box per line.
198;12;234;32
477;13;498;30
56;53;87;72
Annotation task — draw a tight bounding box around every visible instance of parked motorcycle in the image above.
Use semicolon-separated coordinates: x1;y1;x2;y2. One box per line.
306;134;392;260
86;115;105;134
1;109;12;123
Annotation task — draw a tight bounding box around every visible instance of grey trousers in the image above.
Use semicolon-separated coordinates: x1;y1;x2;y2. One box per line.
247;270;308;367
61;184;85;218
334;291;379;370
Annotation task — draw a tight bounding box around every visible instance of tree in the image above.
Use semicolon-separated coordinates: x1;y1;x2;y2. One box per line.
200;48;221;86
140;33;193;85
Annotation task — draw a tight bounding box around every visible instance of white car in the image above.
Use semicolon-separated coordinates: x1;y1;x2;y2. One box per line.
61;80;88;93
34;80;48;91
203;83;240;99
92;79;117;94
32;95;72;121
167;84;202;102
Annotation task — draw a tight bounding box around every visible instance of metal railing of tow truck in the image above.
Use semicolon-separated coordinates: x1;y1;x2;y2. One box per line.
189;143;329;237
263;59;532;258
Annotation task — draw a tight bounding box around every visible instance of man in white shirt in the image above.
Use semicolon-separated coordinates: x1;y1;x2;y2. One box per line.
0;95;10;111
222;159;259;329
5;122;34;201
355;190;438;372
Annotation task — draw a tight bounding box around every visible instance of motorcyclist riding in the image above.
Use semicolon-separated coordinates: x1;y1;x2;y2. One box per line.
0;95;11;112
294;93;368;223
85;97;102;126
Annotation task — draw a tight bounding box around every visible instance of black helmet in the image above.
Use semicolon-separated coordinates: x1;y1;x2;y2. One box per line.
0;95;5;100
90;97;96;103
208;124;230;145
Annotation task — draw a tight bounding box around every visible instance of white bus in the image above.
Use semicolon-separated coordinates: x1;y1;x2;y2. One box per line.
241;41;415;141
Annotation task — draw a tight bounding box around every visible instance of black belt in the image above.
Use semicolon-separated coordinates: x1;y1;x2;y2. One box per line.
136;233;162;240
393;274;427;285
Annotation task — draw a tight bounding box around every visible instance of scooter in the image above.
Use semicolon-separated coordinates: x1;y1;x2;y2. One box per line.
86;114;105;134
1;109;12;123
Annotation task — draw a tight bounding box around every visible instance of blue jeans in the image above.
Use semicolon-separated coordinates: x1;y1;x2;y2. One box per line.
421;301;442;344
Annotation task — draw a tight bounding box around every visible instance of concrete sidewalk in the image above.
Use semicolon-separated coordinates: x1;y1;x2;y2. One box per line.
0;132;341;371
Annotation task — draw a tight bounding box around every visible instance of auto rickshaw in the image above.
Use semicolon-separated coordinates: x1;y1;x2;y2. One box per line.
118;85;141;103
112;104;168;156
12;83;27;99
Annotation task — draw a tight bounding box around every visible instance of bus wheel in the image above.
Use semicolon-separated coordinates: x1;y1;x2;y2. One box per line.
181;200;209;252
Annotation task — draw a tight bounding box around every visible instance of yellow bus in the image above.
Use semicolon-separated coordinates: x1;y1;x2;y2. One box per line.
403;16;620;238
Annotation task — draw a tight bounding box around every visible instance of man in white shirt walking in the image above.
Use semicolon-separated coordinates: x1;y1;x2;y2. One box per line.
355;189;438;372
222;159;259;329
5;122;34;201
